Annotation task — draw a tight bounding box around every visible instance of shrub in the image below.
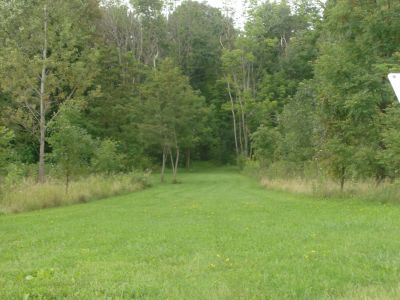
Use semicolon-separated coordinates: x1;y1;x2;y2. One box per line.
48;105;94;192
92;139;125;174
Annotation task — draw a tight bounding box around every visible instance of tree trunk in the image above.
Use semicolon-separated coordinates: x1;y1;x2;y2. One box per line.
65;169;70;194
242;117;248;157
185;148;190;169
38;5;48;184
340;166;346;191
170;147;179;183
170;129;180;183
237;93;247;157
249;141;253;159
161;146;166;182
169;148;174;173
238;118;243;155
174;147;179;182
375;166;385;187
153;48;159;69
226;79;239;157
233;73;247;157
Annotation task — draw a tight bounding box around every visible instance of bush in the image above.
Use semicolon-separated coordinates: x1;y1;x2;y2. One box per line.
92;139;125;174
251;126;281;167
236;154;247;170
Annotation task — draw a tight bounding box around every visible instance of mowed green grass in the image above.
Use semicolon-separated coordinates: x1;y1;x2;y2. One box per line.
1;168;400;299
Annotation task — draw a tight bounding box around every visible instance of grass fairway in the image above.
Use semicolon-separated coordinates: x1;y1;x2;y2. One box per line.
1;168;400;299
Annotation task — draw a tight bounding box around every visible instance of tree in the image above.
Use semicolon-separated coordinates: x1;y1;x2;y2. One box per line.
251;125;281;168
99;1;142;65
48;102;93;193
0;126;14;175
379;106;400;180
278;82;316;164
222;45;255;158
167;1;236;163
138;59;205;182
245;0;294;78
168;1;234;97
313;0;400;187
84;46;147;168
131;0;166;67
0;0;100;183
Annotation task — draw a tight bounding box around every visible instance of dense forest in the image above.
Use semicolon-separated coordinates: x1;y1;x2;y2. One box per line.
1;0;400;196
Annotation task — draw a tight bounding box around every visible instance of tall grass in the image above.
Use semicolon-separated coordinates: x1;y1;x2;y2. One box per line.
243;160;400;203
0;172;150;214
260;176;400;203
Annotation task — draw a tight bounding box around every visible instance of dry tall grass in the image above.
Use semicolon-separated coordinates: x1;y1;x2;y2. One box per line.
260;176;400;203
0;173;149;214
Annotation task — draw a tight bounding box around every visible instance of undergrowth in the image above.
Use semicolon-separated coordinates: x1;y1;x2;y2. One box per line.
260;177;400;203
243;161;400;204
0;172;150;214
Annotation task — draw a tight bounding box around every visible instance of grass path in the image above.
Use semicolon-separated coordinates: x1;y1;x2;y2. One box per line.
1;167;400;299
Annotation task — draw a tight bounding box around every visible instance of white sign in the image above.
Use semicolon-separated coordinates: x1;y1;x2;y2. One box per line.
388;73;400;102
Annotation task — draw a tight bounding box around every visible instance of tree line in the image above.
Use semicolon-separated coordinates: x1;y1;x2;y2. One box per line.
0;0;400;188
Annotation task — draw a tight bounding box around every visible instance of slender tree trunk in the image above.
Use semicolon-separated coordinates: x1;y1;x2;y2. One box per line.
170;147;179;183
169;148;174;172
65;168;70;194
237;93;247;157
242;116;248;156
238;117;243;155
153;48;159;69
139;24;143;63
169;130;180;183
185;148;190;169
117;45;122;65
161;145;166;182
226;79;239;157
233;73;247;156
174;147;179;182
38;5;48;184
340;166;346;191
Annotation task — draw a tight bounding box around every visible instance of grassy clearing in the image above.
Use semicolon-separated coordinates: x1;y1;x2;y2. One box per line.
1;168;400;299
0;172;148;214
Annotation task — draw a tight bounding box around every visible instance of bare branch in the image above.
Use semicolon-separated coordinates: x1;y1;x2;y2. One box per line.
24;101;40;122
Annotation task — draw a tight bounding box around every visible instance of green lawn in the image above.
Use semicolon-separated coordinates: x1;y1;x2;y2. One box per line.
1;168;400;299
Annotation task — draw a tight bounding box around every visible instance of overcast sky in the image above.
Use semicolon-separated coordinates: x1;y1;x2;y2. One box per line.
121;0;247;28
195;0;246;27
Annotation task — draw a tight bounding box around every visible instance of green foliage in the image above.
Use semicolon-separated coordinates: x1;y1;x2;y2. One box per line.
251;125;281;167
0;0;100;107
2;0;400;192
168;1;233;97
0;0;100;181
0;126;14;173
278;82;316;163
1;164;25;188
379;106;400;178
138;58;206;179
312;0;400;185
48;102;94;189
92;139;125;174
